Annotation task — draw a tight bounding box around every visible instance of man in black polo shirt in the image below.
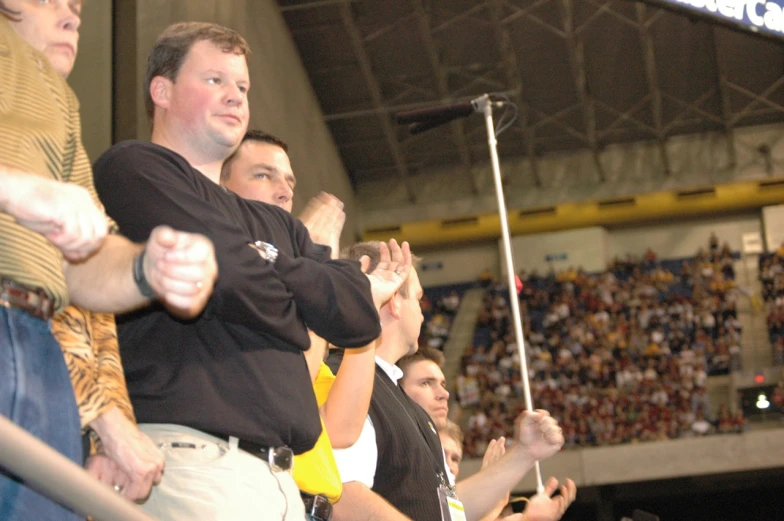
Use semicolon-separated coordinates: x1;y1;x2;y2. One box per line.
92;22;384;521
330;242;565;521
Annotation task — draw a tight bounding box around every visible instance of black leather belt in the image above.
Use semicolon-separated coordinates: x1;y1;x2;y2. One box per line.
301;491;332;521
209;433;294;472
0;278;55;321
238;440;293;472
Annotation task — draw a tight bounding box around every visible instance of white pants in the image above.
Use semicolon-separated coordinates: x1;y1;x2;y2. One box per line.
138;424;306;521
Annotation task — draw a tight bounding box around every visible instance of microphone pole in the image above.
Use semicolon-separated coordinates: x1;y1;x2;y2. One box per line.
475;94;545;495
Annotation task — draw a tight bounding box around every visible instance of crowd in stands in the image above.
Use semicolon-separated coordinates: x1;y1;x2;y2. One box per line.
759;249;784;366
451;236;748;457
419;289;462;351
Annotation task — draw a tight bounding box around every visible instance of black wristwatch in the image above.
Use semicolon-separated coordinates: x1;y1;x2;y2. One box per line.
133;250;156;298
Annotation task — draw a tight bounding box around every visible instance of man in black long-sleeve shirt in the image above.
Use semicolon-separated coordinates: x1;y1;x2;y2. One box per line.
92;22;384;521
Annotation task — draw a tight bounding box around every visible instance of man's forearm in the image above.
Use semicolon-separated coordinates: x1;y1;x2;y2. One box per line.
322;342;376;448
332;482;411;521
305;332;329;383
456;444;536;521
64;234;148;313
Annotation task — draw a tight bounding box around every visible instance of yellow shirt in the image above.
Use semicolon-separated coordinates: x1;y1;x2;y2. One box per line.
292;363;342;502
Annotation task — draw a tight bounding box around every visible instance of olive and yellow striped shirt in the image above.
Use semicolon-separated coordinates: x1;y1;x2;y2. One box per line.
0;16;106;314
1;17;134;433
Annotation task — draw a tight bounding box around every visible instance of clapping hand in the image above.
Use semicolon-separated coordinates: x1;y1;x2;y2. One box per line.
299;192;345;260
360;239;412;310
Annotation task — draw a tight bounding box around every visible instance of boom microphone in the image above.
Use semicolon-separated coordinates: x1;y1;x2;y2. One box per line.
394;100;477;125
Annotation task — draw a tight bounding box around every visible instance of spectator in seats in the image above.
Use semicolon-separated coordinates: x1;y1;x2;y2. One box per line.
1;3;218;518
442;290;462;314
643;248;657;269
771;383;784;414
92;22;383;520
732;409;747;432
330;242;565;521
709;232;719;255
715;404;733;434
461;243;744;456
479;269;494;287
775;339;784;366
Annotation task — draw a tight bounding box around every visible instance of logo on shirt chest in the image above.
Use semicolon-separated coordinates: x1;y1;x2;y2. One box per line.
250;241;278;263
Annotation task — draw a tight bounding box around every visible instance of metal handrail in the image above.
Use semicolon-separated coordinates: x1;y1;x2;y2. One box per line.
0;415;157;521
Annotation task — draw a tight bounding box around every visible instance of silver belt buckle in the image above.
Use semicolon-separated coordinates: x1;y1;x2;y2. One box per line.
268;446;294;472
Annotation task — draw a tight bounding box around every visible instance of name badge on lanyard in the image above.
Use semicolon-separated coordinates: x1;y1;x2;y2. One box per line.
437;483;466;521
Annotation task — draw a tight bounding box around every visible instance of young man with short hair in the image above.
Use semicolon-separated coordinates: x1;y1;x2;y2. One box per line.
221;129;410;520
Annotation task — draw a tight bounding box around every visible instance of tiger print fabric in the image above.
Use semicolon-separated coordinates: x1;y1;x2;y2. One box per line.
51;307;136;431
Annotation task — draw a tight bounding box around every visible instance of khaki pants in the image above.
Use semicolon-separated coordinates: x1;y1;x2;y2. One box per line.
139;424;305;521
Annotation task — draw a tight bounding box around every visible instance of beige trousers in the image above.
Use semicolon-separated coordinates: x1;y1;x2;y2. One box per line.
138;424;305;521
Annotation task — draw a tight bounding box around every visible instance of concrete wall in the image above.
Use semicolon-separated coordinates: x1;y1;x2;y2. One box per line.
610;213;762;260
762;204;784;252
505;226;610;275
67;0;112;163
417;241;500;288
458;428;784;493
359;123;784;231
414;215;762;288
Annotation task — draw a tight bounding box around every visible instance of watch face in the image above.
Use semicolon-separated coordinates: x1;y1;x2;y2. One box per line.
250;241;279;263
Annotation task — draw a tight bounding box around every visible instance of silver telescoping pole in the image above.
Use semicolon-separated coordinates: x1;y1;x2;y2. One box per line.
0;415;158;521
476;93;545;494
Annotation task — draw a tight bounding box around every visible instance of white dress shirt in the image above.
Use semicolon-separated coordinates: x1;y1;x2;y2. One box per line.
333;356;456;488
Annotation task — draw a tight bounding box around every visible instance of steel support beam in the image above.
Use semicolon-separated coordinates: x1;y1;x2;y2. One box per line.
432;2;491;34
410;0;479;193
662;89;722;131
711;27;737;169
280;0;353;12
489;0;541;187
561;0;604;182
339;3;416;202
729;75;784;122
636;4;670;176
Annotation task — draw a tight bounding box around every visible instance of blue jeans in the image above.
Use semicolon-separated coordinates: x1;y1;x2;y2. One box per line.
0;306;82;521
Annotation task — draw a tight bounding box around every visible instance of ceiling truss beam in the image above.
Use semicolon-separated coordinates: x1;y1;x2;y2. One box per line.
711;27;737;168
561;0;604;182
489;0;541;187
410;0;479;194
636;4;670;176
729;75;784;123
432;2;492;34
662;89;720;133
280;0;354;12
339;4;416;202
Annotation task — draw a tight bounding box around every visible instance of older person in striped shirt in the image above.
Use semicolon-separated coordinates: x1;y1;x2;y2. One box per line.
0;2;218;519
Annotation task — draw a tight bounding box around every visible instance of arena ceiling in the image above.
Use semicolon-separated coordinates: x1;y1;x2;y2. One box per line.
278;0;784;202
